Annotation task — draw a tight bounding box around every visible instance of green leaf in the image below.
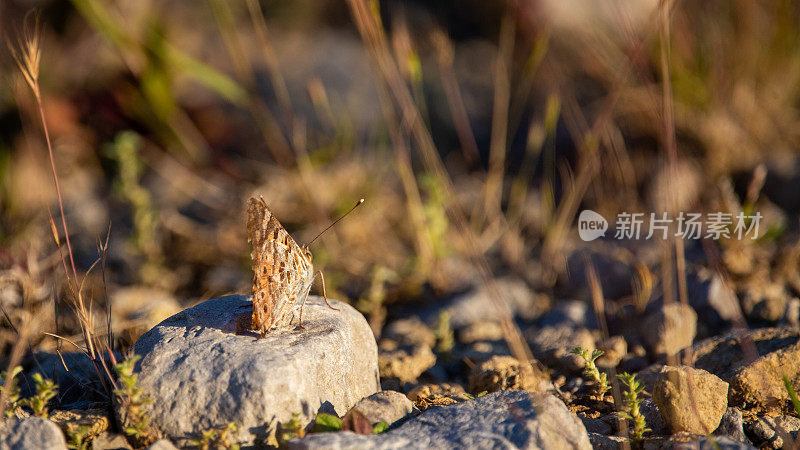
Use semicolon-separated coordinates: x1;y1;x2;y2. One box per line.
314;413;343;432
784;374;800;417
372;422;389;434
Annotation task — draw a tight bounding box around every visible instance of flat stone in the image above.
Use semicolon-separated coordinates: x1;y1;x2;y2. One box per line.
0;416;68;450
641;303;697;357
349;391;418;428
683;327;800;409
129;295;379;447
653;366;729;434
467;355;552;394
289;391;591;449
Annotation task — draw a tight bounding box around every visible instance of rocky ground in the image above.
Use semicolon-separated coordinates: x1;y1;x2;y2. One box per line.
2;237;800;449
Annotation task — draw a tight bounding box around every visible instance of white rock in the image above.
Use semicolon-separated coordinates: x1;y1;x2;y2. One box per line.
0;417;68;450
130;295;379;447
289;391;591;449
349;391;418;427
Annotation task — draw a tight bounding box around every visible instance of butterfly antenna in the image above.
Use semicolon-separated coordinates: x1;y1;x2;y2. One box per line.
307;199;364;246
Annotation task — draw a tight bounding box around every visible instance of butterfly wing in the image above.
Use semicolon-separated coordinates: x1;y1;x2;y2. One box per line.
246;196;313;336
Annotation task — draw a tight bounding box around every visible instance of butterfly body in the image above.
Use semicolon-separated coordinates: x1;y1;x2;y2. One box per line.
247;196;315;336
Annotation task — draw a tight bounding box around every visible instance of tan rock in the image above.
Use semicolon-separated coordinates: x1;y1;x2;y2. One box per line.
378;341;436;383
468;355;552;394
687;327;800;410
641;303;697;357
652;365;729;434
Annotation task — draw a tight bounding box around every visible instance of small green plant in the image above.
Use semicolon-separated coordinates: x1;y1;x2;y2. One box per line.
314;413;343;432
65;423;92;450
435;310;454;355
617;372;651;442
464;391;488;400
21;373;57;418
190;422;240;450
114;355;157;445
372;421;389;434
313;411;391;435
278;413;306;444
0;366;23;418
783;375;800;417
571;347;609;399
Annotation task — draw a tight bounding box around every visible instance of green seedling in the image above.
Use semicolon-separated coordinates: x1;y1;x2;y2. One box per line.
21;373;57;418
617;372;651;442
278;413;306;444
114;355;157;445
190;422;240;450
435;310;454;355
783;375;800;417
65;423;92;450
0;366;23;418
571;347;610;400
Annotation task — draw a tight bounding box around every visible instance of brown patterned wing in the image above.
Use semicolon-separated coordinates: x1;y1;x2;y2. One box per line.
246;196;311;336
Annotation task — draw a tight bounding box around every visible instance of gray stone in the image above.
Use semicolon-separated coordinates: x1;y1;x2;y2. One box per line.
289;391;591;449
526;324;596;373
25;351;121;404
536;300;596;329
145;440;178;450
420;278;544;328
91;432;131;450
457;321;504;344
588;432;627;450
684;269;740;337
714;408;749;444
745;415;800;449
740;281;790;324
0;416;68;450
381;318;435;348
653;365;729;434
640;399;668;436
130;295;379;447
641;303;697;357
579;415;612;435
642;433;756;449
349;391;418;428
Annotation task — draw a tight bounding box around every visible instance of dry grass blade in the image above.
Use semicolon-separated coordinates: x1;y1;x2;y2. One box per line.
345;0;533;363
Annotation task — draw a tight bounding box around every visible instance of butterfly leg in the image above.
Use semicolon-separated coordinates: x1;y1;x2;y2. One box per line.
297;295;307;330
317;270;339;311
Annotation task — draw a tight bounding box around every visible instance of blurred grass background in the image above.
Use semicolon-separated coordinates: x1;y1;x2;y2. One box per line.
1;0;800;359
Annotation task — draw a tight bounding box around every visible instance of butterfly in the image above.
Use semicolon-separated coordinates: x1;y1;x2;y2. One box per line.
246;196;348;336
246;196;335;336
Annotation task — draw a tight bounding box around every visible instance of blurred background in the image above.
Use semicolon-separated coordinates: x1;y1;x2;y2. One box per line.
1;0;800;366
